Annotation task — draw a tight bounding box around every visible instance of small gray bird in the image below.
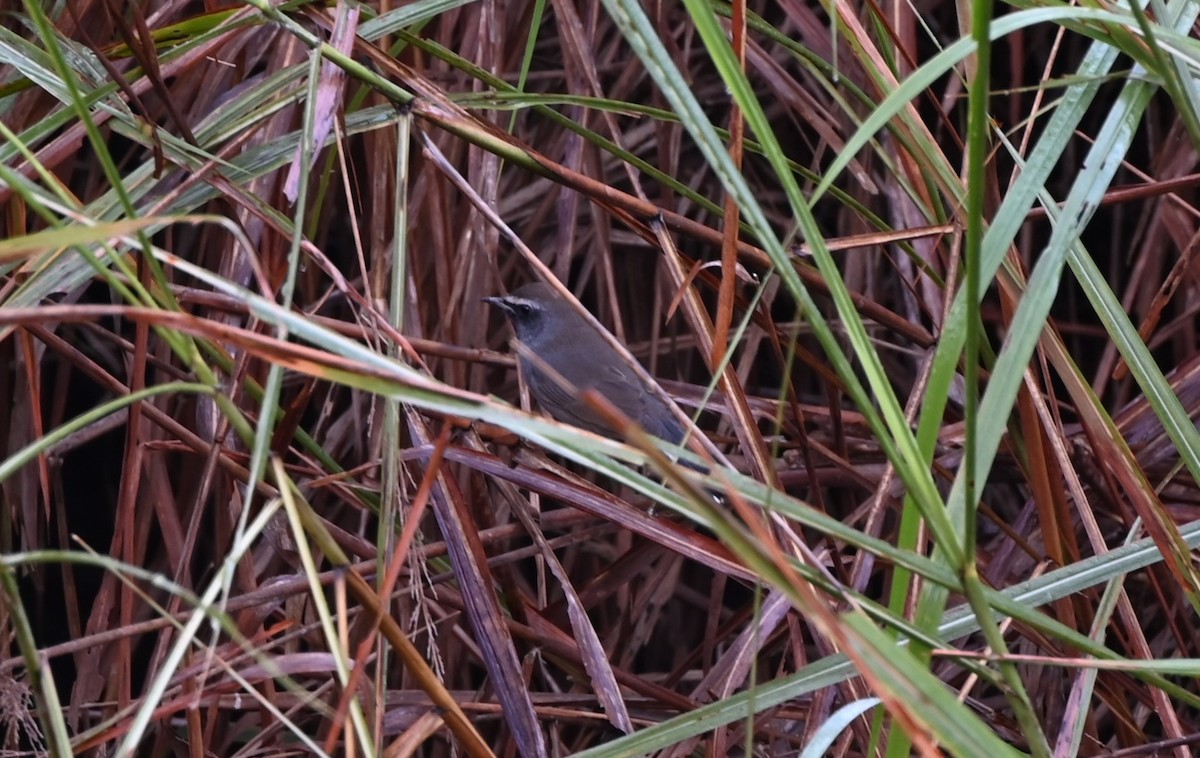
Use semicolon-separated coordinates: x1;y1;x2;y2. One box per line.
484;283;688;446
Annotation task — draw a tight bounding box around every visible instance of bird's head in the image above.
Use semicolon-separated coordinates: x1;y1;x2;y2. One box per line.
483;283;564;344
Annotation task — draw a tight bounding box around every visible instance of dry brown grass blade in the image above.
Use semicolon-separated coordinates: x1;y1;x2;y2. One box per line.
490;467;635;734
406;409;545;757
657;221;777;487
449;445;751;580
283;476;496;757
714;0;748;368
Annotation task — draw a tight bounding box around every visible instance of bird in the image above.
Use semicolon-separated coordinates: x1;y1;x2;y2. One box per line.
484;282;690;448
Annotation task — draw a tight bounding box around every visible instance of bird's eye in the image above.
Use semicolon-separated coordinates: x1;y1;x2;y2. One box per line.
515;303;533;316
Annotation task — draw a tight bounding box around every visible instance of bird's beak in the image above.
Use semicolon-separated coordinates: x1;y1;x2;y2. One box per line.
483;295;513;314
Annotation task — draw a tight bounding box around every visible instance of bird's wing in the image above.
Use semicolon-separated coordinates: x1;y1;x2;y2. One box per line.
582;364;685;443
522;358;682;441
528;360;704;469
523;363;614;437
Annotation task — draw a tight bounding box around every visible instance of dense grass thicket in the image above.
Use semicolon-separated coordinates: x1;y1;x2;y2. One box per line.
3;0;1200;755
